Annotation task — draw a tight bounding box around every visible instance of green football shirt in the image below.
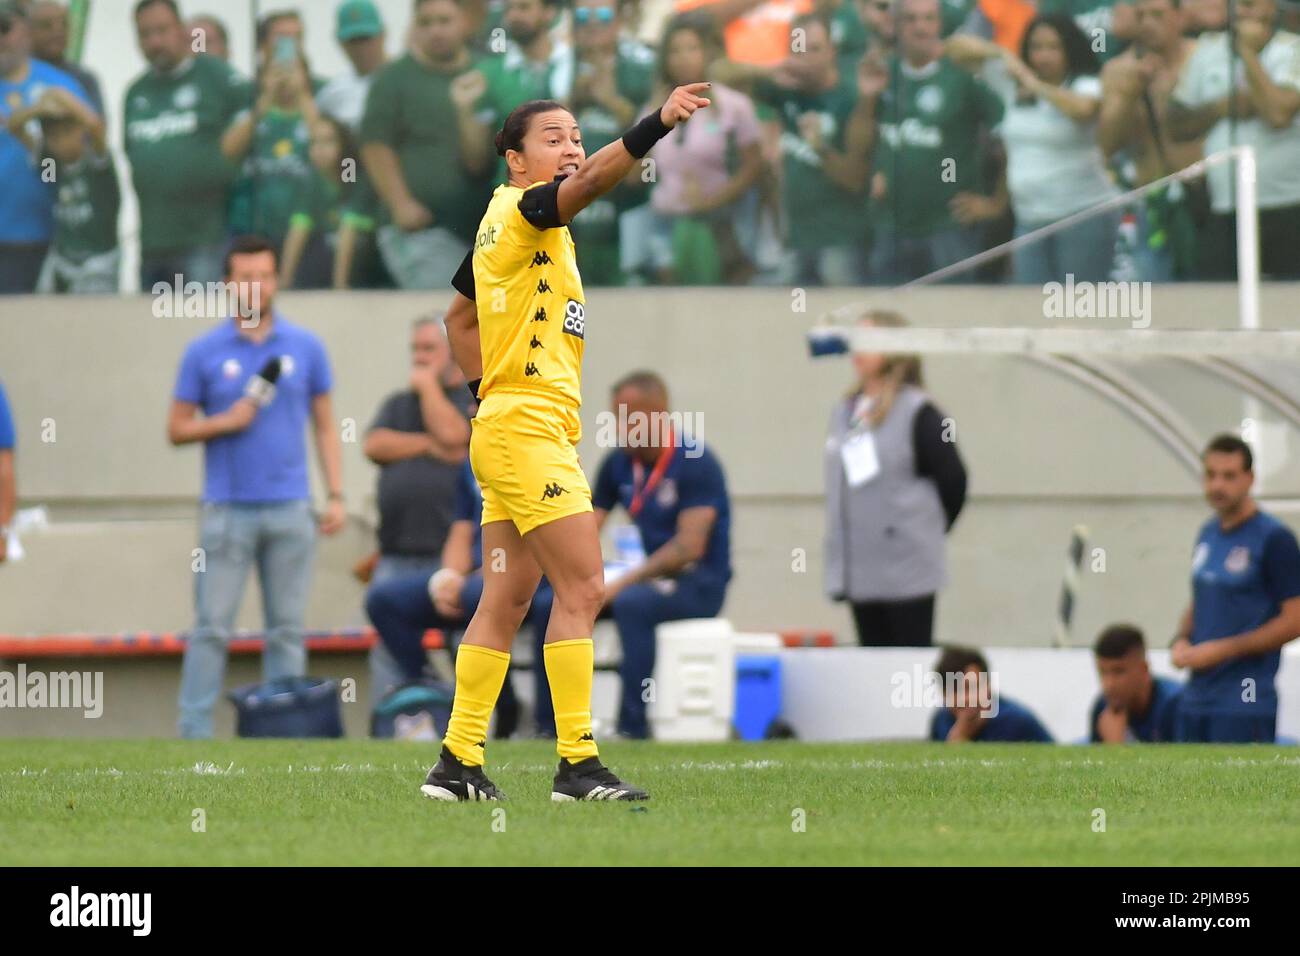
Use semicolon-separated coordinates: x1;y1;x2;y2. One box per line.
360;53;497;242
870;56;1004;238
123;54;251;254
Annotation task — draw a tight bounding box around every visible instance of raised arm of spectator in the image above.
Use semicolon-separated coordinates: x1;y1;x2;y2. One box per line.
1006;52;1100;122
48;88;107;152
450;68;494;177
816;55;887;194
1097;56;1147;156
913;402;967;531
415;377;471;460
1238;30;1300;129
1110;3;1138;41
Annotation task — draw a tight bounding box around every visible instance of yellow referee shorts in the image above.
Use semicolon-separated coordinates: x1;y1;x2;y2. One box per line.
470;389;594;536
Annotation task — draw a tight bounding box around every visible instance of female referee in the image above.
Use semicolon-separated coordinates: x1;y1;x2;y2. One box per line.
420;83;712;802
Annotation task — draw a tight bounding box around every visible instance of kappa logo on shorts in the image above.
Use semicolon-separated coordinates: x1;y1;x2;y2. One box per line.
540;482;568;501
563;299;585;339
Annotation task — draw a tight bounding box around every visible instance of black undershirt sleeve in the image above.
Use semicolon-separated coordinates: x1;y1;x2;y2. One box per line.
451;248;475;300
516;179;565;230
912;402;968;531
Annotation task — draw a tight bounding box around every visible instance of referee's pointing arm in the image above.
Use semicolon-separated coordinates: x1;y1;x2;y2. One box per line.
547;83;712;225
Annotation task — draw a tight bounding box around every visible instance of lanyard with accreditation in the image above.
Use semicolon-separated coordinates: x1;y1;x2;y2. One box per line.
628;432;676;518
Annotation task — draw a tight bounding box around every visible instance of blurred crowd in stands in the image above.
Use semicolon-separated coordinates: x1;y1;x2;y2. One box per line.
3;0;1300;296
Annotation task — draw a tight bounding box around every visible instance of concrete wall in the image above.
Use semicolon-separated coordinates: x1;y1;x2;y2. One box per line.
4;283;1300;650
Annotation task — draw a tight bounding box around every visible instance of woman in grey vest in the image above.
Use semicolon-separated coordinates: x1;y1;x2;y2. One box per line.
823;311;967;645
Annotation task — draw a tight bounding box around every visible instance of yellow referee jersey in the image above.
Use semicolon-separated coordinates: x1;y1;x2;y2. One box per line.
472;182;586;408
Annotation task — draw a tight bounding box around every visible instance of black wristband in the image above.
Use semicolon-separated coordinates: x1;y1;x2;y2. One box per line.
468;378;482;402
622;111;672;159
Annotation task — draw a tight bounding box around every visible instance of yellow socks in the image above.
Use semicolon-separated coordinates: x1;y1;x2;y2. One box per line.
442;643;511;766
544;638;599;762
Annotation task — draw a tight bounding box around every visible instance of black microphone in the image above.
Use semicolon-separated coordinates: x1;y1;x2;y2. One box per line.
244;357;282;407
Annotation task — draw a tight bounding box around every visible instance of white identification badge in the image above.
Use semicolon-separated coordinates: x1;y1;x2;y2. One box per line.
841;430;880;487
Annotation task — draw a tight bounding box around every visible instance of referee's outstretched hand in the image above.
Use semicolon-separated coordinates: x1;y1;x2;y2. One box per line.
659;82;712;128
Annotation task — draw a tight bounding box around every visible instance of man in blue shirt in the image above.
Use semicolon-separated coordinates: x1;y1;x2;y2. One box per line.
167;235;346;738
1089;624;1182;743
0;379;15;564
1171;435;1300;743
0;0;97;293
530;371;733;739
929;646;1054;743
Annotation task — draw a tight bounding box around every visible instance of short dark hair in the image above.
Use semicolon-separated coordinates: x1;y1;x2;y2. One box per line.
1021;13;1100;78
611;369;669;400
934;645;988;681
256;8;301;48
656;12;720;86
495;98;568;157
1204;434;1253;471
1093;624;1146;659
135;0;180;20
791;11;832;39
191;13;229;47
224;234;279;275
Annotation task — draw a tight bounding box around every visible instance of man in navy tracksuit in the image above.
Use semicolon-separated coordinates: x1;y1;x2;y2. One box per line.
1171;435;1300;742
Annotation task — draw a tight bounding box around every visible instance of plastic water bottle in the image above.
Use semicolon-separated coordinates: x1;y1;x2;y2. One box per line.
1111;211;1139;282
613;524;646;565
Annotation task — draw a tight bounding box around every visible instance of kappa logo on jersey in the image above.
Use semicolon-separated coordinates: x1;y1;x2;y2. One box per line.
532;306;547;322
525;362;540;376
540;482;567;501
563;299;585;339
529;335;544;349
1225;546;1251;574
537;278;552;294
530;251;553;267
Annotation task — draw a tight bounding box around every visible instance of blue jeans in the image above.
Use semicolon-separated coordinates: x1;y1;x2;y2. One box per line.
779;245;866;286
868;227;983;284
367;555;441;705
1176;708;1277;743
0;242;49;294
178;500;318;738
530;573;728;738
1011;211;1121;285
140;242;226;291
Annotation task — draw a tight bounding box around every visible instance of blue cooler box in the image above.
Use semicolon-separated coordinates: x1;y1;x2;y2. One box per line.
734;655;782;741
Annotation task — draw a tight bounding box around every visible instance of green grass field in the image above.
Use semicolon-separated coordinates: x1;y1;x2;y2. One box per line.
2;740;1297;866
